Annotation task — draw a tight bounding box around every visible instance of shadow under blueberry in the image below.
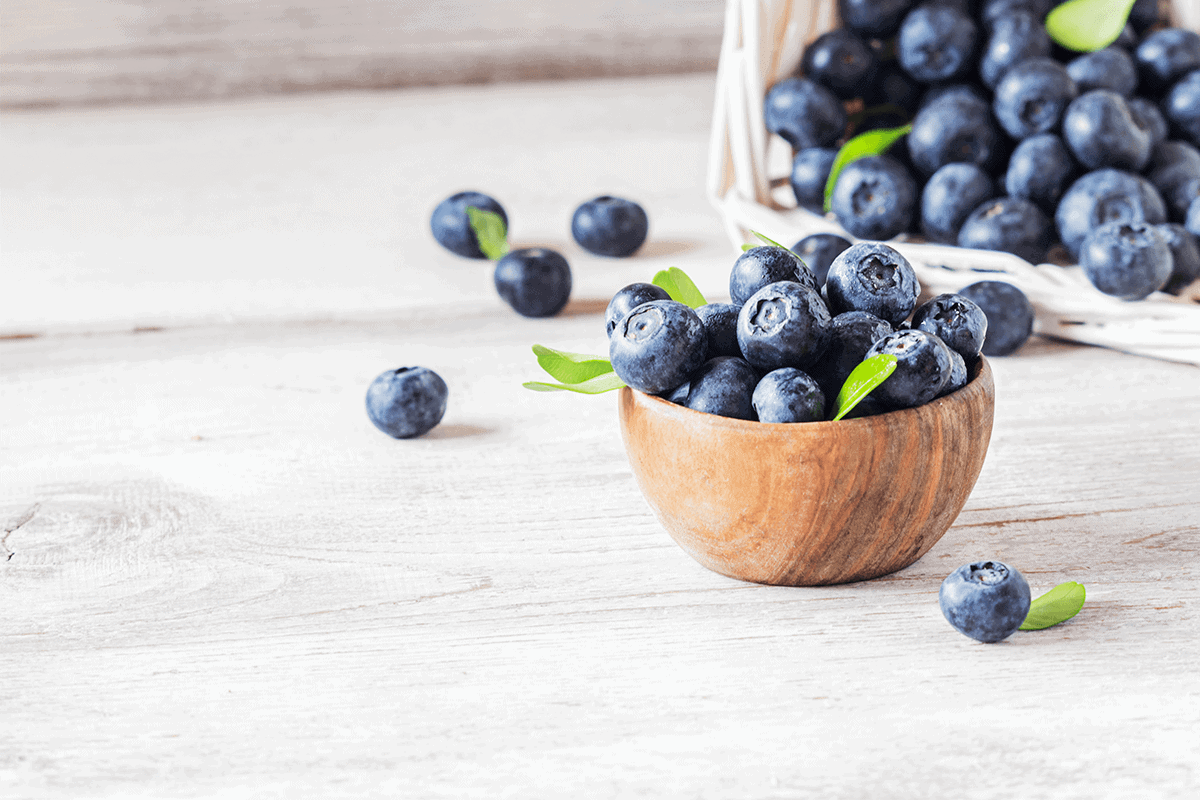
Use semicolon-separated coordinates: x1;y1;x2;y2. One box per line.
557;298;609;318
632;239;703;259
422;423;495;440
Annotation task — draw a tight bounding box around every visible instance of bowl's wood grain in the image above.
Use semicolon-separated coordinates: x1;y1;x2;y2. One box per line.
618;358;995;585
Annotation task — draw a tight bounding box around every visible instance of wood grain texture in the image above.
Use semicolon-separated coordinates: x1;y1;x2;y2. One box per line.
0;0;724;108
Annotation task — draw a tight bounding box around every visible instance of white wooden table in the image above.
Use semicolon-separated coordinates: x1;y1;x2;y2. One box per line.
3;74;1199;798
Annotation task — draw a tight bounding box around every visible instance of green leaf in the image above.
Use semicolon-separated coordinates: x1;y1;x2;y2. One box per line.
823;124;913;213
523;372;626;394
1045;0;1136;53
651;267;707;309
743;231;809;270
465;206;509;260
531;344;614;384
741;244;755;252
1020;581;1087;631
831;353;898;421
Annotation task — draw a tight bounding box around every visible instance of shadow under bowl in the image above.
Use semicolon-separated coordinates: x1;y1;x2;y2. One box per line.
618;358;995;586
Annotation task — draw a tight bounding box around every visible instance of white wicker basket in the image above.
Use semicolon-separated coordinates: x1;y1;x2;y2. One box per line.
706;0;1200;365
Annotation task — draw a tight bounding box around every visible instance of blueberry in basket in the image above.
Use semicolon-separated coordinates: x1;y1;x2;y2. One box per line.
790;147;839;213
921;163;997;244
1062;90;1151;172
897;2;980;83
992;57;1078;140
572;196;649;257
1079;221;1173;300
801;28;878;99
1004;133;1078;214
829;155;918;241
764;77;847;151
957;196;1055;264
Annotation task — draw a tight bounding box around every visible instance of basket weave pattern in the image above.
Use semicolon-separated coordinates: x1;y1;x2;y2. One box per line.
706;0;1200;365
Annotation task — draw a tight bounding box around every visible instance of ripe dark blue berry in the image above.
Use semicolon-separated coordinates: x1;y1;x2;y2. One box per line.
753;368;826;423
730;246;816;306
958;280;1035;357
898;3;979;84
736;281;833;372
790;148;839;213
791;233;852;287
430;191;507;259
764;77;848;151
1055;168;1167;258
571;196;649;257
605;282;671;337
1135;28;1200;96
696;302;743;358
1158;223;1200;295
610;300;708;396
685;357;760;420
992;58;1078;140
921;163;996;244
826;242;920;326
1062;90;1151;172
830;155;918;241
1066;47;1138;97
802;29;878;99
865;329;954;409
980;11;1051;90
1127;97;1170;149
1004;133;1078;214
493;248;572;318
1147;140;1200;222
838;0;916;39
939;560;1032;643
365;367;449;439
908;93;1000;177
1164;70;1200;148
808;311;894;402
1079;222;1172;300
911;293;988;361
957;196;1054;264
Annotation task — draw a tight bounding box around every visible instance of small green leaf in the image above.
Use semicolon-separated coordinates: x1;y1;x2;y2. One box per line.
465;206;509;260
832;353;898;421
744;231;809;270
823;124;913;213
1020;581;1086;630
740;243;755;252
531;344;614;384
523;372;626;394
652;267;708;309
1045;0;1136;53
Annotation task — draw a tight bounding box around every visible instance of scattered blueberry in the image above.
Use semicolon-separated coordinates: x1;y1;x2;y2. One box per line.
430;191;507;259
958;280;1035;356
753;368;827;423
921;162;996;244
865;329;954;409
1004;133;1078;214
1079;222;1173;300
911;293;988;361
571;196;649;257
939;560;1032;643
365;366;449;439
610;300;708;396
493;248;572;318
730;246;816;306
792;233;852;287
696;302;744;358
825;242;920;325
736;281;833;372
1158;223;1200;295
790;148;839;213
1062;90;1151;172
685;357;760;420
992;57;1078;140
764;77;848;151
957;196;1054;264
898;3;979;84
830;155;918;241
1055;168;1167;258
605;282;671;337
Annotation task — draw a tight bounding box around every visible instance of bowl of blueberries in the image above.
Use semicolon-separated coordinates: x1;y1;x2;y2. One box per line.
609;240;995;586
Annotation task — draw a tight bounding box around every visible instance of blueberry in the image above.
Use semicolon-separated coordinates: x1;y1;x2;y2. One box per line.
609;300;708;396
957;196;1054;264
1055;168;1167;258
1135;28;1200;96
865;329;954;409
729;246;816;306
493;248;572;318
942;348;969;396
753;368;827;423
802;29;878;99
791;233;852;287
685;357;760;420
790;148;839;213
864;65;925;112
696;302;743;358
939;561;1032;643
1080;221;1173;300
898;3;979;83
1163;70;1200;148
1187;197;1200;237
571;196;649;257
981;0;1052;27
958;280;1035;356
430;191;508;259
830;155;918;240
838;0;917;38
993;58;1078;140
1066;47;1138;97
1062;90;1151;172
764;77;848;151
365;366;449;439
826;242;920;325
665;382;691;405
1158;223;1200;295
808;311;894;402
907;93;1000;177
736;281;833;372
1127;97;1170;149
1004;133;1078;214
980;11;1051;90
911;293;988;361
605;282;671;337
921;163;996;244
1146;140;1200;222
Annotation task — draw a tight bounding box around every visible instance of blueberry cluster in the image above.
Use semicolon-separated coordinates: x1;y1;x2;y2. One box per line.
771;0;1200;301
607;240;1003;421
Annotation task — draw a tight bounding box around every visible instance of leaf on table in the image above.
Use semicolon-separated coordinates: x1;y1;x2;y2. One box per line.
651;267;707;309
1020;581;1087;630
1045;0;1136;53
531;344;614;384
832;353;898;421
523;372;627;394
823;124;913;213
466;206;509;260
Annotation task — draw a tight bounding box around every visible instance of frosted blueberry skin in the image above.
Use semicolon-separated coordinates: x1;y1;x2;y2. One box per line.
753;368;827;423
736;281;833;372
789;148;838;213
571;196;648;257
1066;47;1138;97
764;77;848;151
993;58;1078;140
1055;168;1167;259
696;303;744;358
1127;97;1170;150
941;348;969;397
912;293;988;361
898;3;979;83
1164;70;1200;149
864;329;954;409
1135;28;1200;97
729;246;816;306
1062;91;1151;172
610;300;708;396
808;311;894;403
921;163;996;244
604;282;671;337
685;357;760;420
838;0;916;39
365;367;449;439
1187;197;1200;238
908;93;999;177
1147;140;1200;222
979;11;1051;90
430;191;508;259
1080;222;1173;301
1005;134;1078;214
981;0;1051;28
791;233;852;287
801;29;878;99
958;280;1035;357
493;248;572;318
957;196;1054;264
1158;223;1200;295
826;242;920;326
830;155;918;241
939;561;1032;643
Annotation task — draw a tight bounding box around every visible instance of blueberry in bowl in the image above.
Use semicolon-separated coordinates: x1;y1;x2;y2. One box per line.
752;367;827;424
729;245;816;305
825;241;920;325
864;329;956;410
911;293;988;362
736;281;833;372
791;233;851;287
605;282;671;337
571;196;649;257
610;300;708;396
430;191;507;259
684;356;760;420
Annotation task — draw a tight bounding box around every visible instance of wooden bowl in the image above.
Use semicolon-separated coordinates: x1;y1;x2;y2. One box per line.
618;358;995;586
